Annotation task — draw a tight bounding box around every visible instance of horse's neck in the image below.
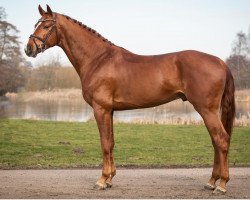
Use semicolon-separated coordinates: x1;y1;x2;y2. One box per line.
57;15;111;75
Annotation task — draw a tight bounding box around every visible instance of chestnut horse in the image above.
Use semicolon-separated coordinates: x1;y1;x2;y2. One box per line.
25;5;235;194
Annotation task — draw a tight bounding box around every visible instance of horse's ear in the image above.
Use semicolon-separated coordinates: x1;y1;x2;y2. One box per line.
46;4;53;15
38;5;45;16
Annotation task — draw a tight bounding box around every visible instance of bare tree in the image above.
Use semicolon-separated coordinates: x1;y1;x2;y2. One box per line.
232;31;249;57
226;30;250;89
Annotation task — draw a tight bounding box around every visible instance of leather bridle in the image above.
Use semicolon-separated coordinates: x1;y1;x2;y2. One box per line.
29;14;58;53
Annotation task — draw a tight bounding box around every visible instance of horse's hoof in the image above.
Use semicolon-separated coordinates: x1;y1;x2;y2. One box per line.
212;186;226;194
94;182;107;190
204;182;216;190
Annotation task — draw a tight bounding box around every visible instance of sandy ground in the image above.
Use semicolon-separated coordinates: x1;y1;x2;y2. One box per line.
0;168;249;199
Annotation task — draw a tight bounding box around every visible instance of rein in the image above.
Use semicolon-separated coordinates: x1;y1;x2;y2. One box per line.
29;14;57;53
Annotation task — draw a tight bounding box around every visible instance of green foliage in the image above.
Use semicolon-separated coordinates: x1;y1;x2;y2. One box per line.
0;119;249;168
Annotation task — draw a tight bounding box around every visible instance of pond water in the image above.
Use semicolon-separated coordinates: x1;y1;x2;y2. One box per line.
0;96;249;124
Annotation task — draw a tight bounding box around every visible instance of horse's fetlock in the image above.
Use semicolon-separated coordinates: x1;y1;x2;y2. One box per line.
211;173;220;180
102;171;111;178
111;170;116;177
220;176;230;183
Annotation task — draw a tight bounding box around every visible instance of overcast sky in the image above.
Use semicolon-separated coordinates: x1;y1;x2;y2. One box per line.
1;0;250;66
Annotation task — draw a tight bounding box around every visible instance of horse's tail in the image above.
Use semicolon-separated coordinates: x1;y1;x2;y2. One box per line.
221;67;235;136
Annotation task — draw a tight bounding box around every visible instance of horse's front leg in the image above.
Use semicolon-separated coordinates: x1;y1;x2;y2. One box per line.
93;103;114;190
105;121;116;188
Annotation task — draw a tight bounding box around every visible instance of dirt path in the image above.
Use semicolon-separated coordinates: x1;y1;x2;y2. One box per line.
0;168;249;199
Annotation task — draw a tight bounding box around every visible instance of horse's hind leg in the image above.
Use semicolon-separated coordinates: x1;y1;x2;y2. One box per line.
199;109;230;193
204;147;220;190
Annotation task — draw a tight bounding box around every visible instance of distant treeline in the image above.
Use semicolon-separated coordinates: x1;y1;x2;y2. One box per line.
25;64;81;91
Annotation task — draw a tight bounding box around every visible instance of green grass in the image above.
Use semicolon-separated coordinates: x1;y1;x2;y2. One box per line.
0;119;249;168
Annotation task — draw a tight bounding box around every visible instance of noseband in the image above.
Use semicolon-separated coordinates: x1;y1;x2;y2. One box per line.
29;14;57;53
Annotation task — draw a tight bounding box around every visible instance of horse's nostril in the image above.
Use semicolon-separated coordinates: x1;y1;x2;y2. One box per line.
25;44;33;56
27;44;32;51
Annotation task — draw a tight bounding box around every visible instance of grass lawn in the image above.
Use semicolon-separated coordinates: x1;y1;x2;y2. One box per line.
0;119;249;168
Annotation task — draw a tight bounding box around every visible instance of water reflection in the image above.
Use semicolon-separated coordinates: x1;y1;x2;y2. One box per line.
0;96;249;124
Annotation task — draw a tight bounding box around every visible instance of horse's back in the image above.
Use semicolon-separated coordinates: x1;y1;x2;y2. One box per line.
110;50;184;109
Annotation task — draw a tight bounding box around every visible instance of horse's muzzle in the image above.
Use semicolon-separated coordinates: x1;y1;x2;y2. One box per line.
24;44;35;57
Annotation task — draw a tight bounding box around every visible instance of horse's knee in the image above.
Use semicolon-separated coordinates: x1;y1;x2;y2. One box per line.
102;142;111;154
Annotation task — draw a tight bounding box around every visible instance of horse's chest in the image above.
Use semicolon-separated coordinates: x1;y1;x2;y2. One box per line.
81;87;93;106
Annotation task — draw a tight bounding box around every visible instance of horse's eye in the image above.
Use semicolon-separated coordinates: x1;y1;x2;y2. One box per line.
43;26;49;30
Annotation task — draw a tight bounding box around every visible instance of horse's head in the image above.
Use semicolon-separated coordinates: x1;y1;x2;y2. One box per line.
25;5;58;57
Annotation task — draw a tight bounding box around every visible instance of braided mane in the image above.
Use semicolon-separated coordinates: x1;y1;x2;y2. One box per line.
62;14;114;45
